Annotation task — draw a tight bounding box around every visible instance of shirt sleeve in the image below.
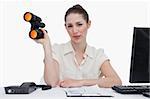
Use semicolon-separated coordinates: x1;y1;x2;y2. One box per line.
52;43;60;64
96;48;109;69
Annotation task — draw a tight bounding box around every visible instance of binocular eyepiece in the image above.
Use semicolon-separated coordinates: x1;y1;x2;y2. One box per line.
24;12;46;39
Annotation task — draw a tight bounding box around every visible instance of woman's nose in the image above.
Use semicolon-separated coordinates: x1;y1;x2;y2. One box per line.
72;26;78;34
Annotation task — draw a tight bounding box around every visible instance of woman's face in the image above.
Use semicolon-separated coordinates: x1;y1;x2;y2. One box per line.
65;13;91;44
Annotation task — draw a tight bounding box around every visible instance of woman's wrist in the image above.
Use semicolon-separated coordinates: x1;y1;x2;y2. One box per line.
80;80;85;86
43;41;51;50
80;79;99;86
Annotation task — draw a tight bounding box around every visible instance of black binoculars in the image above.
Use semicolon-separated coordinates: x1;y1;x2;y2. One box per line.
24;12;46;39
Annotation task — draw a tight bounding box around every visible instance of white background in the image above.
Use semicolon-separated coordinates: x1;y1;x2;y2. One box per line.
0;0;149;86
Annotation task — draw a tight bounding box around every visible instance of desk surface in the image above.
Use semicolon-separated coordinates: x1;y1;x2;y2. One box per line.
0;86;148;99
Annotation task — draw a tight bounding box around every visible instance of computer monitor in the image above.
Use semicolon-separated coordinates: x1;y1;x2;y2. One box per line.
129;27;150;83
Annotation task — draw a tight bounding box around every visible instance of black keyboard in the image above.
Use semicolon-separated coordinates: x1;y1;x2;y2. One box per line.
112;85;150;94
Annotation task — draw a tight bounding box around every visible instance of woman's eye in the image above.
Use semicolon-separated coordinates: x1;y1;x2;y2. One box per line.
78;23;82;26
67;25;72;28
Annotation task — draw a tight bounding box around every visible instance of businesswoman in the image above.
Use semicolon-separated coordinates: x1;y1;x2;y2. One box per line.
35;4;122;88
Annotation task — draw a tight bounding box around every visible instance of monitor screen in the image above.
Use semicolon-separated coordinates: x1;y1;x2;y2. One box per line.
129;27;150;83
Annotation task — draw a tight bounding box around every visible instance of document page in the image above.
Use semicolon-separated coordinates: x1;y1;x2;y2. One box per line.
64;85;114;97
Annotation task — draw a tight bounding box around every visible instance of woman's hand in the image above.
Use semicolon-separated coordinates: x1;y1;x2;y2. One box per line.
34;29;50;46
59;79;84;88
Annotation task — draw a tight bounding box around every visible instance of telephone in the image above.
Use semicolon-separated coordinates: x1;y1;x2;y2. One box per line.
4;82;51;94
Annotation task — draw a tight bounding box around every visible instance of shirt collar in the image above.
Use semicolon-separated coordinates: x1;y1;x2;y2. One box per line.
63;41;94;59
85;45;94;59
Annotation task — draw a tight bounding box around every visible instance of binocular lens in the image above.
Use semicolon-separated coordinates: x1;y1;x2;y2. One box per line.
30;30;37;39
29;29;44;39
24;12;32;22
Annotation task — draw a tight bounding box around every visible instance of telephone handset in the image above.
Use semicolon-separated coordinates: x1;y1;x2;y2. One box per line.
20;82;36;88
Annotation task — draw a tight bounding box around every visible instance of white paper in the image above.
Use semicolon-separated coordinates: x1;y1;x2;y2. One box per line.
64;85;114;96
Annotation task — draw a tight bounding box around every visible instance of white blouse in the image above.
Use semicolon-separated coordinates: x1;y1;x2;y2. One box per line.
52;41;109;80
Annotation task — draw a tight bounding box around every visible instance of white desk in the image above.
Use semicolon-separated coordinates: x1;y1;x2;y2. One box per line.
0;87;148;99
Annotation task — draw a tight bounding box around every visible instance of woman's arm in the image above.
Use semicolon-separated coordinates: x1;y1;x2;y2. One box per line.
59;60;122;88
35;30;59;87
97;60;122;88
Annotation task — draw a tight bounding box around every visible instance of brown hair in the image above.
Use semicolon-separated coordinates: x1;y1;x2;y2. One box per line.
64;4;89;23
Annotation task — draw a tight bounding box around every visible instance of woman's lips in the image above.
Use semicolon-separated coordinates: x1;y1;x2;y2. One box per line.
73;35;81;39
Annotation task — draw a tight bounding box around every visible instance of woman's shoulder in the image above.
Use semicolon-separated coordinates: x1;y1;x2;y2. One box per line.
88;44;104;54
86;44;107;59
88;45;108;61
52;43;64;47
52;42;70;51
52;42;66;49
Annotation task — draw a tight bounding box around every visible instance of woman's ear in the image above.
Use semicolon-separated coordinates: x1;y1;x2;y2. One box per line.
64;23;67;30
88;20;91;28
